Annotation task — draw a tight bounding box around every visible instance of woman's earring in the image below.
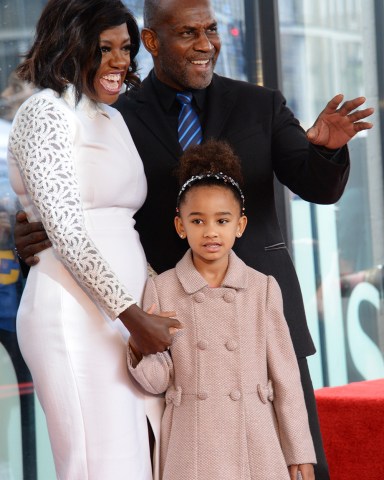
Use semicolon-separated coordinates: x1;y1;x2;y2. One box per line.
180;234;185;239
236;232;242;238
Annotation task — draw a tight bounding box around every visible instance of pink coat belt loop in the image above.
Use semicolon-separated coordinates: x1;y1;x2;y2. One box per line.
165;386;182;407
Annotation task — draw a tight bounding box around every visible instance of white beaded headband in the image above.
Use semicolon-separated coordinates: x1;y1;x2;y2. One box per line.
176;171;245;214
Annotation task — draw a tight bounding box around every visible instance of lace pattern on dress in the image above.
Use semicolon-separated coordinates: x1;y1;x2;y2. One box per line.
9;95;135;318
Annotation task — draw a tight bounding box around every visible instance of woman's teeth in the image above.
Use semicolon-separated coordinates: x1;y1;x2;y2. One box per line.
100;73;121;92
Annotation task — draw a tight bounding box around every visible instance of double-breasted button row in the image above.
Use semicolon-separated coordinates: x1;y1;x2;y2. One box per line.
197;390;242;401
192;290;236;303
198;392;208;400
193;292;205;303
197;340;208;350
223;291;235;303
197;339;238;351
230;390;241;401
225;339;238;351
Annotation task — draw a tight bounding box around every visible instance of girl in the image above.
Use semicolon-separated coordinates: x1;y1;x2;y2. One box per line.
128;139;316;480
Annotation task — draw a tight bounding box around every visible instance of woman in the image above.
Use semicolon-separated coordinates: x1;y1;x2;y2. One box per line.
7;0;179;478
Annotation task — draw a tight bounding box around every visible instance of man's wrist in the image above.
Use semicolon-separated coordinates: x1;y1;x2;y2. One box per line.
311;143;340;155
310;143;346;165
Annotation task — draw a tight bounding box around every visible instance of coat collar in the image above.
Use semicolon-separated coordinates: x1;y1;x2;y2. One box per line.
175;249;249;294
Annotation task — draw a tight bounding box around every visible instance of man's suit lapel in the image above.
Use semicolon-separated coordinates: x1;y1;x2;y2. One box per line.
132;73;236;159
204;74;236;140
134;76;181;161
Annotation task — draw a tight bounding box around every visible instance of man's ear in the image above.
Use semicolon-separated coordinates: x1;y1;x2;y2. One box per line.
141;28;159;57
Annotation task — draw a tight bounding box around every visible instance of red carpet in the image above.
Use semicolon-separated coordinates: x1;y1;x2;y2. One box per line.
315;379;384;479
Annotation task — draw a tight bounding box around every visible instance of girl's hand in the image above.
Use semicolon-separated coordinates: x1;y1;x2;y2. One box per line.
288;463;315;480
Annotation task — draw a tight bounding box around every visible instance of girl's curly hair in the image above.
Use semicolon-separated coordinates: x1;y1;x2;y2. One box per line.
176;139;244;212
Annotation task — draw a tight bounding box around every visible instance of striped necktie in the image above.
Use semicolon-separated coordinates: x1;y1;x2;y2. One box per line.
176;92;203;150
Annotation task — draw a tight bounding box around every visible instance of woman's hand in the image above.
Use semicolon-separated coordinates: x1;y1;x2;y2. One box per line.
14;210;51;266
120;304;181;356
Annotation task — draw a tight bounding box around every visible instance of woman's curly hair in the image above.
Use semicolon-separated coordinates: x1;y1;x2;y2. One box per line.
16;0;140;104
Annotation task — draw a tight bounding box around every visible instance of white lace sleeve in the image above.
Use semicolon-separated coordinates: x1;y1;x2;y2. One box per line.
9;95;136;319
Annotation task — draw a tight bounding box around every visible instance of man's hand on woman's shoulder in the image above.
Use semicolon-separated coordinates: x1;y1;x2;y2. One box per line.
14;210;51;266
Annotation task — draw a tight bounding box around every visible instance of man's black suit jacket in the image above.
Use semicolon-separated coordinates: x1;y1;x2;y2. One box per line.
114;72;350;359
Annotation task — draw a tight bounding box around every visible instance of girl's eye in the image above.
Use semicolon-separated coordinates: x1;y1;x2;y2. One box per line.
192;219;203;224
218;219;229;224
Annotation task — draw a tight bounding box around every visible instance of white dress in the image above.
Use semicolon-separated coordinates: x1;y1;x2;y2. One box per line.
7;87;159;479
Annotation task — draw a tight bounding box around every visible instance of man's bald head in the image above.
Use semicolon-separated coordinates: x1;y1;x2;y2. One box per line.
143;0;164;29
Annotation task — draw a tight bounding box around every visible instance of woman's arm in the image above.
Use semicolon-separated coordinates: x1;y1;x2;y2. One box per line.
9;95;179;353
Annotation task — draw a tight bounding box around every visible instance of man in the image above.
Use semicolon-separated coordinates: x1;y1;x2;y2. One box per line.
14;0;373;477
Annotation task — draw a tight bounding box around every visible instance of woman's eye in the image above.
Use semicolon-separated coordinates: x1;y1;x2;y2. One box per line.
100;46;110;53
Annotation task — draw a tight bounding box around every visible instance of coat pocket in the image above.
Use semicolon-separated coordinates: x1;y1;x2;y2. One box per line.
264;242;286;252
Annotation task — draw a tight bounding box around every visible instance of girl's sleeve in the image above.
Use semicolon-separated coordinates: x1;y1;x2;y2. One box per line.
128;348;174;394
265;275;317;465
8;95;135;319
127;277;174;393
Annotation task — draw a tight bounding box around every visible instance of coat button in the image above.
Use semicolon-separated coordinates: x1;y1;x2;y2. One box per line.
225;340;238;351
230;390;241;401
223;291;235;303
198;392;208;400
197;340;208;350
193;292;205;303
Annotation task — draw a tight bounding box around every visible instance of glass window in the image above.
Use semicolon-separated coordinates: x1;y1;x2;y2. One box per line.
278;0;384;389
